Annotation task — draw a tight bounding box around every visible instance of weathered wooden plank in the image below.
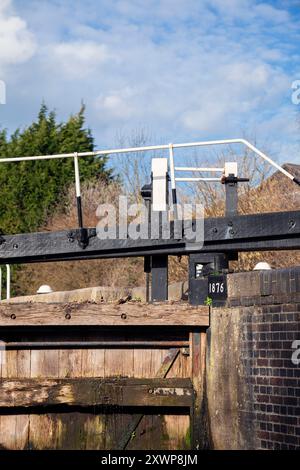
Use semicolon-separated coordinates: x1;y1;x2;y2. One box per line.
0;327;196;450
1;210;300;265
3;340;189;349
84;414;106;450
164;414;190;450
163;348;191;449
0;377;193;408
58;349;82;378
0;302;209;327
1;350;18;378
0;350;28;449
125;348;166;449
119;348;180;450
0;415;19;449
31;350;59;378
81;349;105;378
15;348;31;449
104;349;126;377
29;339;60;449
0;342;31;449
190;330;207;450
166;348;191;379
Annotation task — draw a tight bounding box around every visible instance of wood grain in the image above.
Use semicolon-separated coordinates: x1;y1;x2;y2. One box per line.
0;302;209;327
0;378;193;408
0;321;199;449
0;210;299;264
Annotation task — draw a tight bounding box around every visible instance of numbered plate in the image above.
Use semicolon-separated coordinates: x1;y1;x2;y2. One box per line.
208;275;227;300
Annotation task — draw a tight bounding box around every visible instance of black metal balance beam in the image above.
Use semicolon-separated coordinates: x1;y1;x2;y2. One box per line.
0;210;299;264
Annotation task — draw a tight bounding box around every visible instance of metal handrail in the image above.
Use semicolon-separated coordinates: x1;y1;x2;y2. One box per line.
175;167;224;172
0;138;297;181
0;138;298;223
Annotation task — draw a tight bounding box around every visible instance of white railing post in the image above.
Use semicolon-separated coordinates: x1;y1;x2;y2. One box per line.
6;264;10;300
168;143;178;218
0;265;10;300
73;152;84;230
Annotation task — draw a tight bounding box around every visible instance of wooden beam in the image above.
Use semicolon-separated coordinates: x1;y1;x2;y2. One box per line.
0;378;193;409
0;302;209;327
0;210;299;264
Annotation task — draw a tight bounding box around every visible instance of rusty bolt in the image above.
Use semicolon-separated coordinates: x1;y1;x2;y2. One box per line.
181;347;190;356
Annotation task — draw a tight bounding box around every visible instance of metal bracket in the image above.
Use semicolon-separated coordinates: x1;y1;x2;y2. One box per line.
221;175;249;185
67;228;96;249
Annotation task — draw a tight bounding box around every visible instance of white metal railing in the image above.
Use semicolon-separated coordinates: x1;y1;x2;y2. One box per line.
174;166;223;183
0;138;298;216
173;161;238;184
175;177;222;182
175;167;224;172
0;264;10;300
166;139;298;205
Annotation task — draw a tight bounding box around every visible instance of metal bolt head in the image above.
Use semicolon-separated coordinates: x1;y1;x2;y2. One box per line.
289;220;296;230
181;347;190;356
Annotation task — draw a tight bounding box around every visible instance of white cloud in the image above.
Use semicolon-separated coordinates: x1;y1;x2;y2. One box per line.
207;0;290;24
0;0;36;70
0;0;11;14
52;41;113;77
95;87;136;120
1;0;299;165
254;3;290;24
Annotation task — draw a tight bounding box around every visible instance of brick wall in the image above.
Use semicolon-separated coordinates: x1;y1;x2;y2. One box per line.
242;303;300;449
207;267;300;450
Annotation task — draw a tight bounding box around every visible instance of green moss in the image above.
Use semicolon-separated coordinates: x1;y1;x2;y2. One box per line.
184;427;191;449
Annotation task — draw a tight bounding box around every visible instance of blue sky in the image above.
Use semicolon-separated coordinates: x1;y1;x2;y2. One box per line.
0;0;300;164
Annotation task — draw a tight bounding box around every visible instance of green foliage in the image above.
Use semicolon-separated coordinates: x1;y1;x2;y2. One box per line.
0;104;112;234
204;296;213;306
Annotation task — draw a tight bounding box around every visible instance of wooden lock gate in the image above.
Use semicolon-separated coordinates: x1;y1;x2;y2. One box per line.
1;139;298;449
0;301;209;450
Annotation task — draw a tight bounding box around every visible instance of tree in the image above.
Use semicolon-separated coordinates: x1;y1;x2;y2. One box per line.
0;104;112;234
